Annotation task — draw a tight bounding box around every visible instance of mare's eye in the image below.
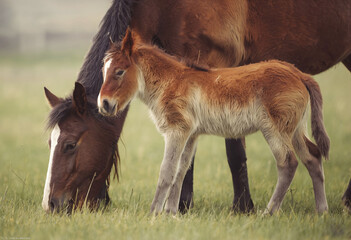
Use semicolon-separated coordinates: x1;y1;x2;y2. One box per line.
115;70;125;77
64;142;77;153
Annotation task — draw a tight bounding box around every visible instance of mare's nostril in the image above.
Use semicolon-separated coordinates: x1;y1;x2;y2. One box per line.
103;99;110;112
49;200;55;212
49;198;59;212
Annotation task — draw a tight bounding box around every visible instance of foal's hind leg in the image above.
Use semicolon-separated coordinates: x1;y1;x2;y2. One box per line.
165;135;198;214
263;133;298;214
292;131;328;213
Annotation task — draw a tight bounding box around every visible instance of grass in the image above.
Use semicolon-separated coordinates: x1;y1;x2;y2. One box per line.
0;52;350;239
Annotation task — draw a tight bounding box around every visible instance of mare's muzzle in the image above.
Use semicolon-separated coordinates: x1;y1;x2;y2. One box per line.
48;184;110;214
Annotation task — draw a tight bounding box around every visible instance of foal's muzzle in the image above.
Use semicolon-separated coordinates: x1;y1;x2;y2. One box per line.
98;98;118;116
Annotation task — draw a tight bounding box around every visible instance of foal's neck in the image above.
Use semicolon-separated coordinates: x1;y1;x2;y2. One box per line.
135;48;185;101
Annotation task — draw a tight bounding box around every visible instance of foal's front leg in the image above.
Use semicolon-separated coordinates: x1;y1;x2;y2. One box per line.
150;132;188;214
165;135;198;214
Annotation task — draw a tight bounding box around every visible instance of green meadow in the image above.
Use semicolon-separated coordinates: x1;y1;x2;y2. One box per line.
0;52;350;239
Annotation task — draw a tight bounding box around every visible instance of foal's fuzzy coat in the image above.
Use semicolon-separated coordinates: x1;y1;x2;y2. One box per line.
98;30;330;215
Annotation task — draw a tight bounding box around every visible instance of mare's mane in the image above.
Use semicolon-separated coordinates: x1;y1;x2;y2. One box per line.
45;0;134;184
77;0;134;98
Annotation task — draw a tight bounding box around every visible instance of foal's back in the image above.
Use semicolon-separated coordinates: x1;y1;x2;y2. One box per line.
176;60;310;137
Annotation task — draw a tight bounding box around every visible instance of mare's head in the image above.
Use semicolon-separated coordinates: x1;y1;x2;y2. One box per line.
98;29;140;116
42;82;121;214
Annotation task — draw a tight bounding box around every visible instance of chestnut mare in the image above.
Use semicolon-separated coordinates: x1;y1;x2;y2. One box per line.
43;0;351;213
98;30;330;214
43;83;125;213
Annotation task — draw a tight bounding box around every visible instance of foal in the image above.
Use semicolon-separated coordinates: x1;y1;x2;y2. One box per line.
98;30;330;215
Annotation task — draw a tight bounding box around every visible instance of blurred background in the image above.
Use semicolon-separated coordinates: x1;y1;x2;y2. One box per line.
0;0;110;54
0;1;351;238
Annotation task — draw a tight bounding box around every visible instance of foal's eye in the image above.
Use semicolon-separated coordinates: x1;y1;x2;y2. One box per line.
115;70;125;77
64;142;77;152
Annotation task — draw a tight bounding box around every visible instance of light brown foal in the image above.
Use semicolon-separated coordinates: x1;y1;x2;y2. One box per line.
98;30;330;215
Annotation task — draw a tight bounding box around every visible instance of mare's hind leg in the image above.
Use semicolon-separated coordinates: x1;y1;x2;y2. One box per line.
292;131;328;213
263;133;298;214
165;135;198;214
342;54;351;212
225;138;254;213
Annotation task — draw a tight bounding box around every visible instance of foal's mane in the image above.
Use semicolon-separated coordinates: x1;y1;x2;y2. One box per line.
104;42;122;63
46;97;120;181
105;41;210;72
139;44;210;72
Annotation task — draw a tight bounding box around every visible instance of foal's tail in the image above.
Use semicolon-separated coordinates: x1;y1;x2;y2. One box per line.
301;75;330;160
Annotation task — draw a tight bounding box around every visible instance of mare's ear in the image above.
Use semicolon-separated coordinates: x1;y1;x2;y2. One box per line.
72;82;87;116
121;27;134;56
44;87;63;108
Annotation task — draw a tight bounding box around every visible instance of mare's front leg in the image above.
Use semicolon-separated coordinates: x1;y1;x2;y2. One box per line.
342;55;351;213
225;138;254;213
150;132;188;214
342;178;351;212
165;135;198;214
179;156;194;213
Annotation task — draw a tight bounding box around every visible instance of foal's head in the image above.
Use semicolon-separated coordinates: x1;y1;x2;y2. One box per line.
98;29;140;116
43;82;120;213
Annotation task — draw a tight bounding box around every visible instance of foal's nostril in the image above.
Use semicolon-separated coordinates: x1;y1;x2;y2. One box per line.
103;99;110;112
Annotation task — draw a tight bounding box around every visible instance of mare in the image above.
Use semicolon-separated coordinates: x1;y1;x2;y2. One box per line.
43;0;351;213
98;29;330;215
42;83;125;213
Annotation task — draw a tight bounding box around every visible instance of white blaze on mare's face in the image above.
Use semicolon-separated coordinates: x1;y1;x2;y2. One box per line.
42;124;61;211
103;58;113;82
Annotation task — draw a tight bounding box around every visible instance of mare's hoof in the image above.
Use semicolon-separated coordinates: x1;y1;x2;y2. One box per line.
232;197;254;214
178;196;193;214
342;195;351;213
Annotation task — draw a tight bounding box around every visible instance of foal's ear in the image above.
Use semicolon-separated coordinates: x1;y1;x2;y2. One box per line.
121;27;134;56
109;35;115;49
44;87;63;108
72;82;87;116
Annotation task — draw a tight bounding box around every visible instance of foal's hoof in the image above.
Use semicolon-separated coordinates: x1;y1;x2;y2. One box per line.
262;208;273;216
149;209;161;217
165;208;177;216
